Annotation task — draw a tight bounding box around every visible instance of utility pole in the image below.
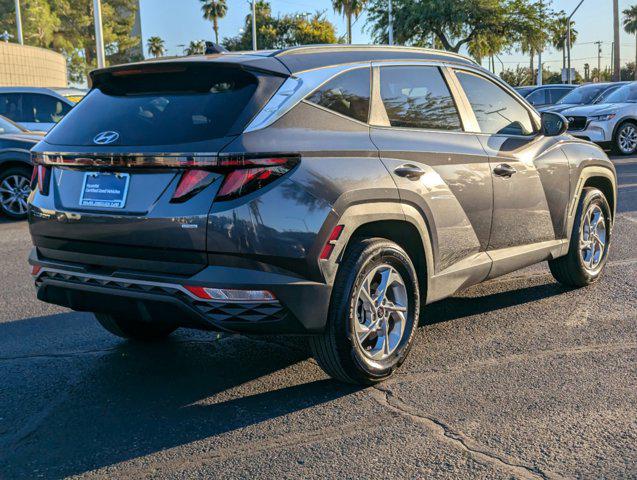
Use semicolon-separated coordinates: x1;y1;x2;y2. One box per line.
14;0;23;44
388;0;394;45
537;0;544;86
93;0;106;68
252;0;257;51
594;40;603;81
613;0;620;81
566;0;585;84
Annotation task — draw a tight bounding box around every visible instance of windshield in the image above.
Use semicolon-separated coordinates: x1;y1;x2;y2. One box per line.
557;84;606;105
595;85;622;104
605;83;637;103
0;115;25;134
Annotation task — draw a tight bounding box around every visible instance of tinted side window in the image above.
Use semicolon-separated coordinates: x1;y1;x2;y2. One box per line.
379;66;462;131
0;94;28;122
306;68;370;123
526;89;547;106
30;94;71;124
549;88;572;103
456;71;535;136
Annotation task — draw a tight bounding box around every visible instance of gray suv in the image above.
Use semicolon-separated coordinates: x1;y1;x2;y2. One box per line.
28;46;617;384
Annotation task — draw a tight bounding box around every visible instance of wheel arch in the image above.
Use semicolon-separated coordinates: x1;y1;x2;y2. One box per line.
563;165;617;254
323;201;434;305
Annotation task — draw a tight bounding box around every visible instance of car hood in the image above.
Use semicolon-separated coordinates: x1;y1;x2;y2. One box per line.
561;103;632;117
539;104;581;113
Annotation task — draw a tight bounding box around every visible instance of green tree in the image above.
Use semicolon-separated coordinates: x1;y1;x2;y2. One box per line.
200;0;227;44
550;15;577;72
224;2;337;51
0;0;142;83
623;5;637;80
367;0;535;52
147;36;165;58
185;39;206;55
331;0;367;44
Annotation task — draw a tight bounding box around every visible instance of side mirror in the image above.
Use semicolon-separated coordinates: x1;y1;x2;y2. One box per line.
541;112;569;137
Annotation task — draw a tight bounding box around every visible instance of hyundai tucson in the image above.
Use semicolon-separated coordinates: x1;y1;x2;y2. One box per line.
28;46;617;384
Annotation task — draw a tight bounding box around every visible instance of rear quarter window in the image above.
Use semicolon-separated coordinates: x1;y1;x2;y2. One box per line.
45;65;284;146
305;68;371;123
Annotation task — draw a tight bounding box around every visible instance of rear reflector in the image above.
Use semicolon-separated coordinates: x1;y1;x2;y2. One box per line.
31;265;42;276
320;225;344;260
185;286;276;302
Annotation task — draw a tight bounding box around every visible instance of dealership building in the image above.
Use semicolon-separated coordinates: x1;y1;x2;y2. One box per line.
0;42;67;88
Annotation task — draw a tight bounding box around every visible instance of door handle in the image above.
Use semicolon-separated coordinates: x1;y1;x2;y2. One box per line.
493;163;517;178
394;164;425;180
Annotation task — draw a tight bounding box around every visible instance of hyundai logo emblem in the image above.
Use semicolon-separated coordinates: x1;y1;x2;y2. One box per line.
93;131;120;145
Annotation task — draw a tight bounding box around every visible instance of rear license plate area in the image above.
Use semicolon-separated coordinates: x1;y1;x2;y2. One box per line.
80;172;130;209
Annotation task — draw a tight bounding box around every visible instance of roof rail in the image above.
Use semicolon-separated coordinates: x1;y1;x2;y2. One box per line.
271;44;477;65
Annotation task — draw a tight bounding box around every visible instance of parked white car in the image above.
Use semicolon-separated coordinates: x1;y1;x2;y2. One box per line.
0;87;74;132
562;82;637;155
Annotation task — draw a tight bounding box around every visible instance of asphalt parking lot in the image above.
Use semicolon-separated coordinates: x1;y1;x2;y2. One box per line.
0;156;635;479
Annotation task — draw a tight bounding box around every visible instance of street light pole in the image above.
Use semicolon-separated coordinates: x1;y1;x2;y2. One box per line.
566;0;585;84
93;0;106;68
388;0;394;45
252;0;257;51
14;0;23;44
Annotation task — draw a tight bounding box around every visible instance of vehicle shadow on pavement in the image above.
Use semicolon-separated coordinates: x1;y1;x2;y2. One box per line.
0;315;360;478
422;281;570;325
1;280;569;478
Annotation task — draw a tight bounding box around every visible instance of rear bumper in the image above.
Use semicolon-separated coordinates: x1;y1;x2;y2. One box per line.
29;248;331;334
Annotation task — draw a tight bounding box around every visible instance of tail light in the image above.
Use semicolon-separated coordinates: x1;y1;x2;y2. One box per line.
31;165;51;195
170;156;298;203
171;170;216;203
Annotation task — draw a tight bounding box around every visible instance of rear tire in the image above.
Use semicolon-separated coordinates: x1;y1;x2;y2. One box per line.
310;238;420;385
0;166;32;220
95;313;177;340
548;188;611;287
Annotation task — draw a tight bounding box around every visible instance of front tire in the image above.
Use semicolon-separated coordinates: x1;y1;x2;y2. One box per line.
0;166;32;220
310;238;420;385
95;313;177;341
614;121;637;156
549;188;612;287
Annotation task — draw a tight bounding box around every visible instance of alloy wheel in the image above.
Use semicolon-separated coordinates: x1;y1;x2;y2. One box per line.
353;264;408;361
618;124;637;154
0;174;31;217
579;204;607;272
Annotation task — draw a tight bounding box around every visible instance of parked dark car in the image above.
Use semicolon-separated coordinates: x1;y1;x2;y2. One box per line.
28;46;617;384
0;115;43;219
515;84;577;108
539;82;630;113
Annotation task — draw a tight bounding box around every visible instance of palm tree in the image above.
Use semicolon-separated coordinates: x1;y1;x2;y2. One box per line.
147;36;165;58
185;40;206;56
200;0;228;44
624;5;637;80
550;16;577;72
332;0;367;44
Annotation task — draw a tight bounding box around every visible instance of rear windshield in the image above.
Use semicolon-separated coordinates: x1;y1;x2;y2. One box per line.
45;64;283;146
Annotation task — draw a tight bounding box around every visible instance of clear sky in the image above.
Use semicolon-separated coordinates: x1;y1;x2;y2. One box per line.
139;0;636;74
